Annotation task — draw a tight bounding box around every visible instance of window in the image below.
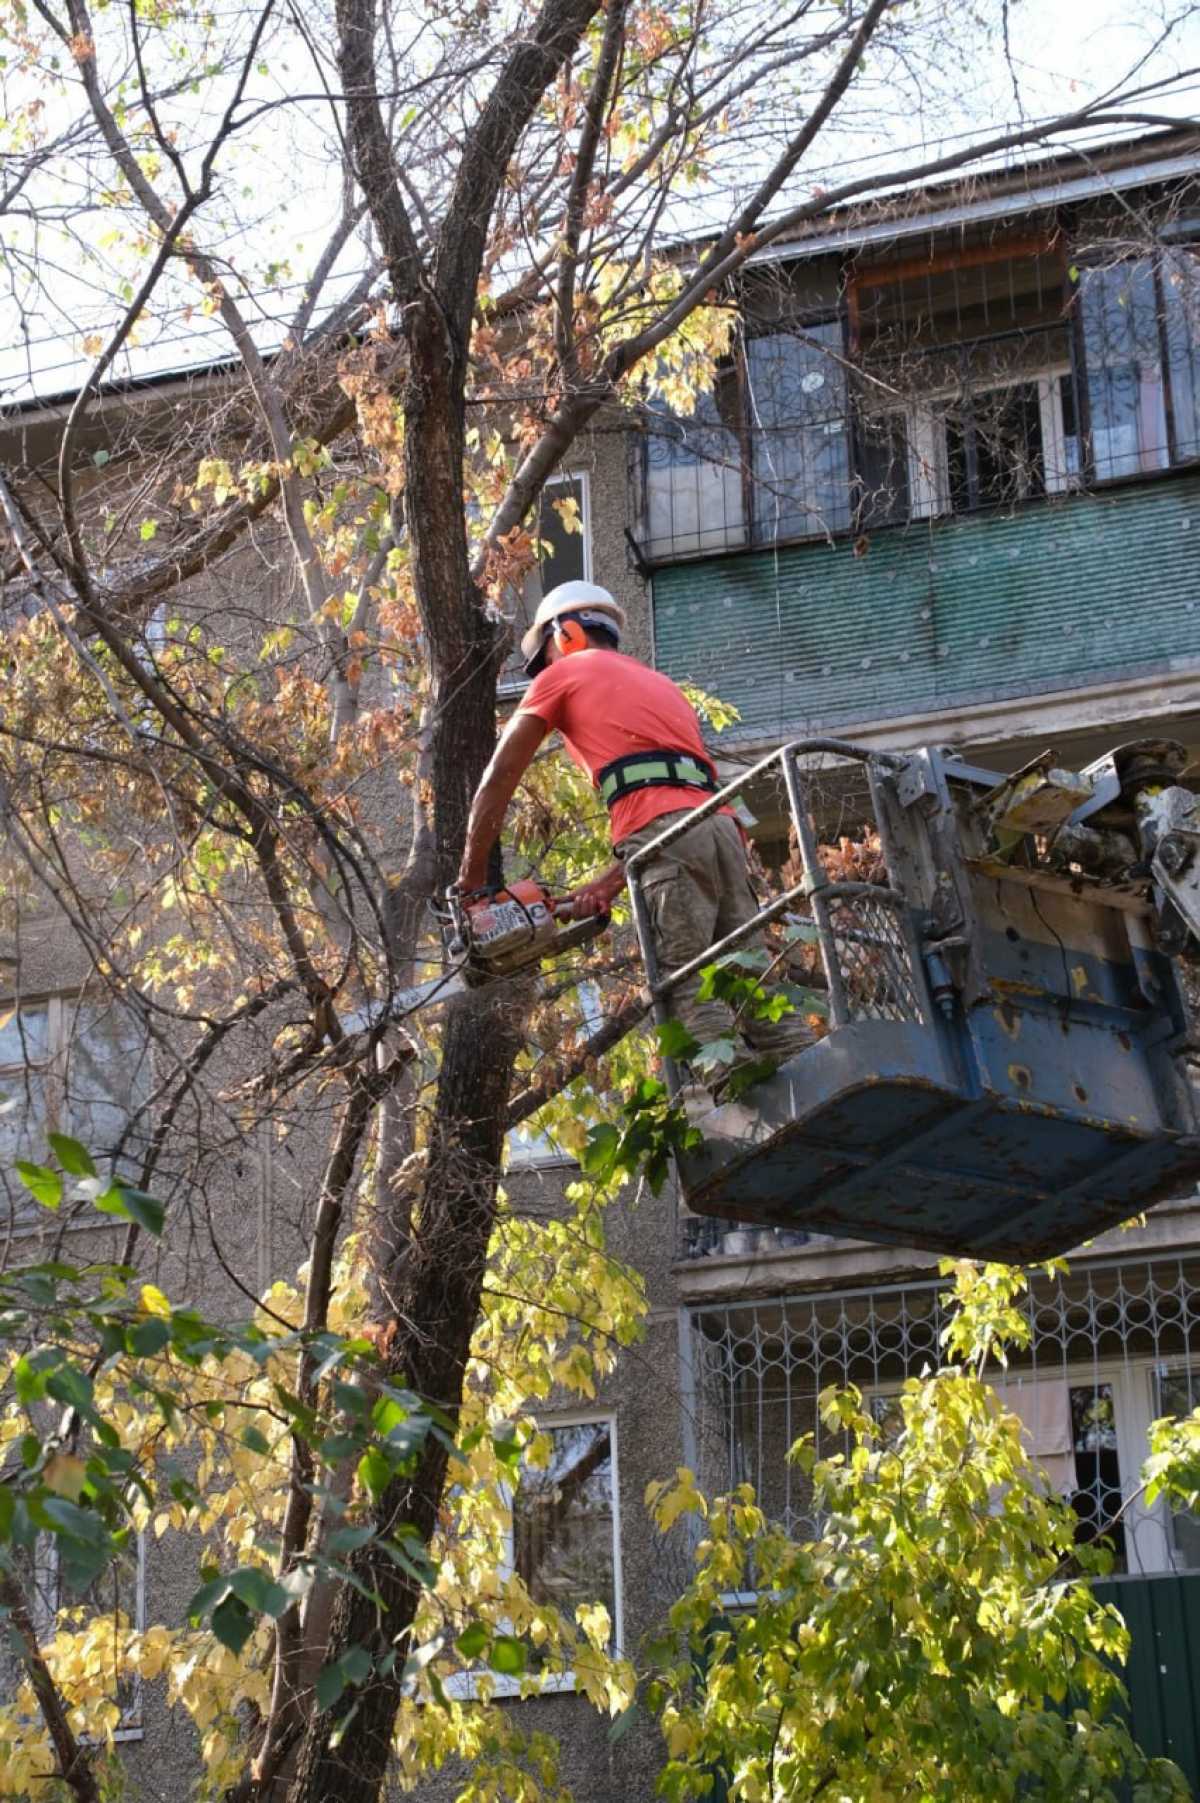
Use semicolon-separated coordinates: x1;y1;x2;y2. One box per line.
506;983;602;1169
447;1415;621;1697
514;1418;620;1672
865;372;1078;522
499;473;592;693
745;325;851;541
0;995;152;1220
33;1533;145;1739
866;1376;1129;1569
636;238;1199;564
644;377;747;561
1066;1381;1126;1569
1155;1367;1200;1570
1079;250;1200;479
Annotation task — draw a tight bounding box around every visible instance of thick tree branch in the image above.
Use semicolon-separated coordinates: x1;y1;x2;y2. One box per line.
0;1571;101;1803
433;0;603;334
506;992;650;1128
555;0;628;375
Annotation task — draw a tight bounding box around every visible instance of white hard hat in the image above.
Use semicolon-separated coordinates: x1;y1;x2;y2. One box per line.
520;581;625;675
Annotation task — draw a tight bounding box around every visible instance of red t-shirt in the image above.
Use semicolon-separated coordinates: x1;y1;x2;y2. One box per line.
518;648;719;844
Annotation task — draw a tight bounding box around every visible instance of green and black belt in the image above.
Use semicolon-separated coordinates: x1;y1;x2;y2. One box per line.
597;748;718;808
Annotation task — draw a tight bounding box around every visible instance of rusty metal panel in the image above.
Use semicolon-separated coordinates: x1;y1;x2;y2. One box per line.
652;472;1200;743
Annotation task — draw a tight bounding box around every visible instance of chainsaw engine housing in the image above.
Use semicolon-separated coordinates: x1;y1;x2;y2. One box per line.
459;880;560;981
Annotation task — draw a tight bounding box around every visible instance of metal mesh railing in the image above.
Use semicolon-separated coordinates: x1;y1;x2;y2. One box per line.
685;1252;1200;1578
826;887;924;1024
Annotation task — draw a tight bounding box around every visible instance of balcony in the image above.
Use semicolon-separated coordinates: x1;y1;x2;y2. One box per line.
635;234;1200;746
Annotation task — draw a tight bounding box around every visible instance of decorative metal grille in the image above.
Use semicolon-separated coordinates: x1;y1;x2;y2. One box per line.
685;1253;1200;1578
827;890;923;1024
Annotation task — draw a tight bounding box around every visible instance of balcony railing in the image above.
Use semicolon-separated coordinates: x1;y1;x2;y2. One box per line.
634;244;1200;567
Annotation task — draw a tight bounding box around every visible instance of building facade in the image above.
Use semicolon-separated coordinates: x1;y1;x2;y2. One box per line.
514;126;1200;1796
2;125;1200;1801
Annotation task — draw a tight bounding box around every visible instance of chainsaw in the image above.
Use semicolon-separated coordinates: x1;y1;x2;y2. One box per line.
350;879;611;1032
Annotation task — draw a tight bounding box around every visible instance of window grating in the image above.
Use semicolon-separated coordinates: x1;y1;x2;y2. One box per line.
686;1254;1200;1576
636;238;1200;565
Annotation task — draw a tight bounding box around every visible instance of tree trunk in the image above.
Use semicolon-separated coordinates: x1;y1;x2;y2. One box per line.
285;293;522;1803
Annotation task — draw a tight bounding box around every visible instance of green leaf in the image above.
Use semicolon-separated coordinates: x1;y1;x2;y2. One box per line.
229;1566;291;1617
15;1161;63;1210
488;1635;528;1676
41;1497;107;1547
491;1424;521;1473
357;1445;392;1500
92;448;111;467
186;1575;231;1624
128;1318;170;1357
239;1425;270;1455
47;1133;95;1177
456;1623;489;1661
609;1701;640;1744
316;1661;348;1711
656;1018;699;1059
14;1349;58;1405
45;1363;95;1419
341;1644;372;1686
327;1525;375;1556
95;1183;165;1236
581;1122;619;1179
211;1592;256;1654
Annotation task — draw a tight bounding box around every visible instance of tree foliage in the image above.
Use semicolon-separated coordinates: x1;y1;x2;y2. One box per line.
1;0;1198;1798
644;1263;1197;1803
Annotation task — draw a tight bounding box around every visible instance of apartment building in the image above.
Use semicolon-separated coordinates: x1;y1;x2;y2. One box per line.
2;124;1200;1800
582;125;1200;1792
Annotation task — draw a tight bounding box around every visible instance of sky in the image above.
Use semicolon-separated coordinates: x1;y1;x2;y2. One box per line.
1;0;1197;407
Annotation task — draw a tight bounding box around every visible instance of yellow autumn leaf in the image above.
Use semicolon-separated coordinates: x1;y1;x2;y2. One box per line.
645;1467;707;1530
139;1284;171;1318
43;1451;87;1500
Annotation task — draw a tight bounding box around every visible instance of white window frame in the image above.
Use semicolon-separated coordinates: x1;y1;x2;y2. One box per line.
445;1409;623;1700
497;471;593;699
1146;1361;1200;1576
897;363;1076;518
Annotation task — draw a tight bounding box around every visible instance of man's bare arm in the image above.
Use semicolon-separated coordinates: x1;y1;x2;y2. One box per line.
568;862;626;916
457;710;549;889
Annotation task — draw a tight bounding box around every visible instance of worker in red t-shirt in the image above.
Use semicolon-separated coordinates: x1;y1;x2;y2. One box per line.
458;581;813;1090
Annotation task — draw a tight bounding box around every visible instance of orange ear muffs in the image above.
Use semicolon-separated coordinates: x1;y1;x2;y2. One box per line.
554;617;589;657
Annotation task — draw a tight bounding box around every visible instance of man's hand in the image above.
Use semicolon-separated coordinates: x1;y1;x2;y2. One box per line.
564;863;625;918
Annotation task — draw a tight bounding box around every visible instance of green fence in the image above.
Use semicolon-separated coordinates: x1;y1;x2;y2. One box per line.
1096;1574;1200;1795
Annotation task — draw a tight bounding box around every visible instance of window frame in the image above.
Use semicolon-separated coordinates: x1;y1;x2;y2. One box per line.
33;1529;147;1742
444;1408;623;1700
636;238;1199;564
497;470;594;700
0;990;153;1230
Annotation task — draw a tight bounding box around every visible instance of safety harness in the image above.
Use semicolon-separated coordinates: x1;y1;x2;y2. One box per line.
597;748;718;809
